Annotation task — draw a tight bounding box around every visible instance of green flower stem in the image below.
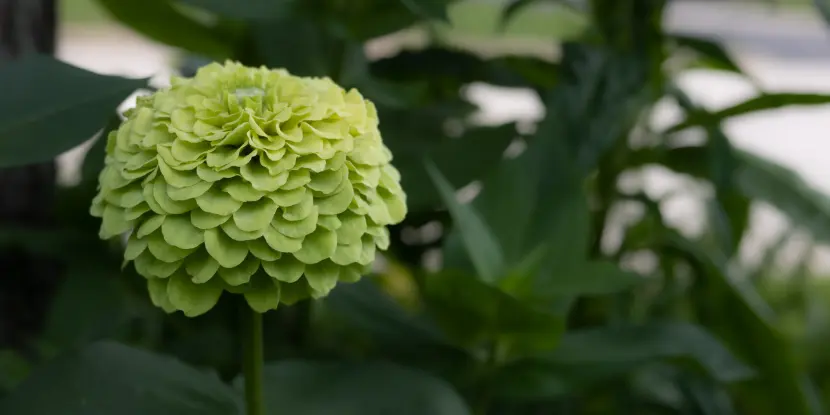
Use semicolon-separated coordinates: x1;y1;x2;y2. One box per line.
242;306;265;415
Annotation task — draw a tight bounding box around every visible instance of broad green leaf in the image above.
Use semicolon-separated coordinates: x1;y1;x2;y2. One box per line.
422;271;565;353
666;233;823;415
244;360;471;415
491;322;753;401
426;160;504;282
325;279;451;348
666;93;830;133
0;56;145;168
399;0;450;22
643;145;830;246
96;0;231;59
0;350;30;394
0;342;240;415
396;123;517;212
178;0;293;20
39;262;129;354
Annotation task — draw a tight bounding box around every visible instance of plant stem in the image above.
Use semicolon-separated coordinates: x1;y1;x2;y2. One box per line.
242;306;265;415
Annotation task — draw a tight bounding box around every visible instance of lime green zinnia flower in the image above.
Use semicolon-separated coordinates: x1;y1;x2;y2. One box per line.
90;61;407;316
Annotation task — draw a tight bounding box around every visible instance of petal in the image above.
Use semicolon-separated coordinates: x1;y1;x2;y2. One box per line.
167;272;223;317
263;226;302;253
153;177;197;214
272;206;318;238
282;169;310;190
240;161;288;193
317;215;342;230
204;227;248;268
197;164;237;182
267;186;307;207
161;214;204;249
167;181;212;201
331;240;362;265
221;219;265;241
100;204;130;239
191;209;230;229
218;255;260;286
134;251;181;278
223;179;265;202
339;264;363;283
293;227;337;264
304;260;340;295
137;214;166;238
261;153;297;176
248;238;282;261
316;181;354;215
234;198;279;232
157;158;201;187
197;188;243;216
308;166;346;195
244;275;281;313
282;192;314;221
147;231;195;262
147;278;176;313
261;255;304;283
124;233;148;261
185;248;220;283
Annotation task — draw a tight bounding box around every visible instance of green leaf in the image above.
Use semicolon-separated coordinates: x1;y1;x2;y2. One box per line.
96;0;231;59
422;271;565;353
399;0;450;22
665;233;823;415
39;262;130;354
1;342;240;415
325;279;451;348
671;35;744;74
396;123;517;212
426;160;504;283
0;56;145;168
248;360;471;415
666;93;830;133
178;0;292;20
491;322;753;401
0;351;30;394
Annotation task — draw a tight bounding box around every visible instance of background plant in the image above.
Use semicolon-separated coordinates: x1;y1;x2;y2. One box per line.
4;0;830;414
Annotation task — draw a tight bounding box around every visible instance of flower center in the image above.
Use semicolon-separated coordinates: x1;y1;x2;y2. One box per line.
234;87;265;97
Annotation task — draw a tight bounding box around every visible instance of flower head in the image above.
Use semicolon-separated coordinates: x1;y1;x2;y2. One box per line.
91;61;407;316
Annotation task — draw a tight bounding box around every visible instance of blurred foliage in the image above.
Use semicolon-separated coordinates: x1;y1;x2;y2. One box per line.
4;0;830;413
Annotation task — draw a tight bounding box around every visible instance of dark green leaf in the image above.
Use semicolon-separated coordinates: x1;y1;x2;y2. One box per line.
548;322;753;382
671;35;744;74
648;146;830;246
492;322;753;401
1;342;240;415
666;93;830;133
324;279;450;348
0;351;30;393
422;271;565;352
40;263;130;354
81;114;122;184
814;0;830;27
178;0;292;20
0;56;145;168
399;0;450;22
251;360;470;415
665;234;823;415
96;0;231;59
395;122;517;212
426;160;505;282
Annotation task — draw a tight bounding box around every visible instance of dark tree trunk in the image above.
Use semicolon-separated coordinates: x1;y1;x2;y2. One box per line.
0;0;59;350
